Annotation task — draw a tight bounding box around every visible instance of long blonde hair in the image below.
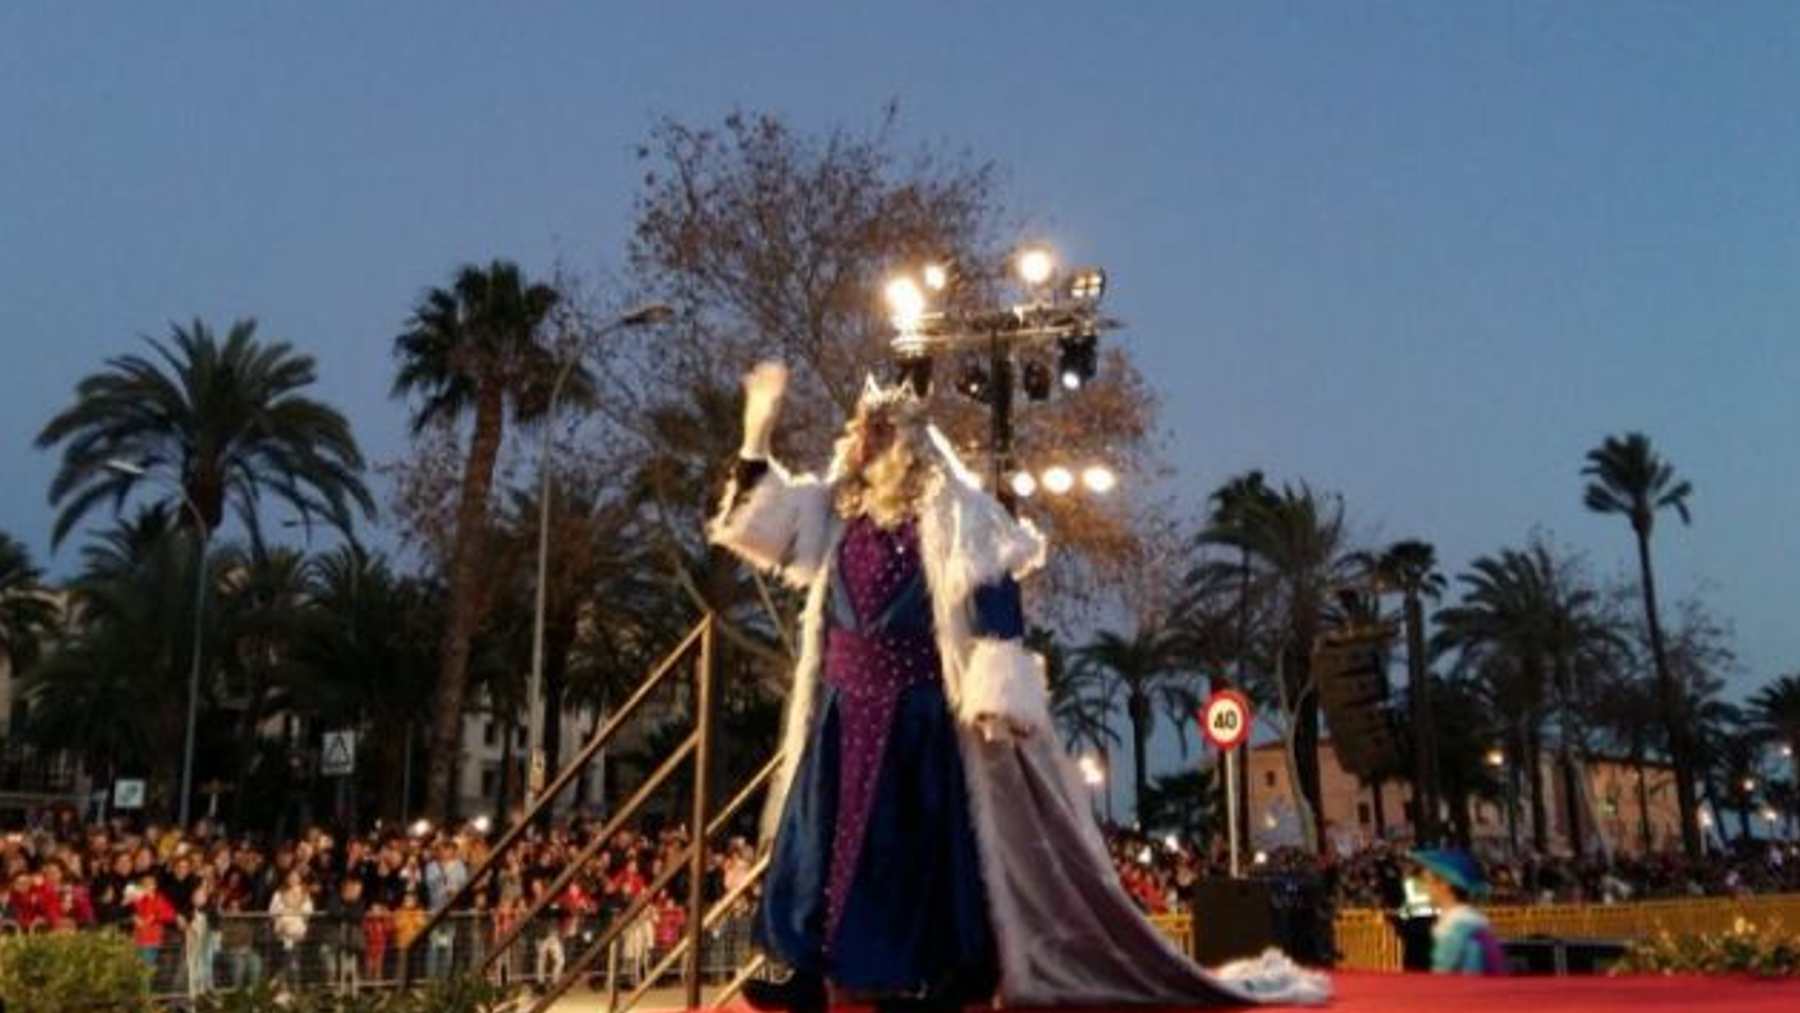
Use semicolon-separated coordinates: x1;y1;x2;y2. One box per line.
833;399;935;528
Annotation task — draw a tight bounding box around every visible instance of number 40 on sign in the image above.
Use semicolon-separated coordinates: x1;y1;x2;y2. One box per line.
1199;689;1253;751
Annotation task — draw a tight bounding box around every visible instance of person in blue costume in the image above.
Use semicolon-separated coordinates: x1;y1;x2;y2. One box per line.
710;364;1328;1012
1411;849;1506;976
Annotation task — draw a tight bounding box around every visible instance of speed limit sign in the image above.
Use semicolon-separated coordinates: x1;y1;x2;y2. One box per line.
1200;689;1253;751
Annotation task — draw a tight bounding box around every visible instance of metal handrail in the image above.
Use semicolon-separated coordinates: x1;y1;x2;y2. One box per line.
402;609;787;1009
399;617;710;984
476;734;698;969
616;852;773;1012
528;750;785;1013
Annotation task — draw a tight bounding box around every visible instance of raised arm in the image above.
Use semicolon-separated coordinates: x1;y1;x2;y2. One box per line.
706;362;834;587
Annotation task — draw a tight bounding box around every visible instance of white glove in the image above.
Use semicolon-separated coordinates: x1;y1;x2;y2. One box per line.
740;361;787;459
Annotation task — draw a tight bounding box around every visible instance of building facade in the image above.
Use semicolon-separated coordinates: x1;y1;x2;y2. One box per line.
1243;739;1684;857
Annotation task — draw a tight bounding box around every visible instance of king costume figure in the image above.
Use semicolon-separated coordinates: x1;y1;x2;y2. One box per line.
710;363;1327;1011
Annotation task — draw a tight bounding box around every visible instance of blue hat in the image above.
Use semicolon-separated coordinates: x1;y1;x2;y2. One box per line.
1410;848;1489;897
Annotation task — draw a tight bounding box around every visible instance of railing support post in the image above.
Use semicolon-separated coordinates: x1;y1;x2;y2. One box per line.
686;616;717;1008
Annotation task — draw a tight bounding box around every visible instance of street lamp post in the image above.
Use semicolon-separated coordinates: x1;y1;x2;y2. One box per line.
526;303;673;803
105;459;208;828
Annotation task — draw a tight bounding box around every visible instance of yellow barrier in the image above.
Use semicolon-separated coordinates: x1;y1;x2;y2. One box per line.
1333;908;1404;971
1149;912;1193;956
1151;894;1800;972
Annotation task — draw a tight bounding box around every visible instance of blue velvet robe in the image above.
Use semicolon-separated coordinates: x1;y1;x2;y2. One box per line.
753;510;1020;999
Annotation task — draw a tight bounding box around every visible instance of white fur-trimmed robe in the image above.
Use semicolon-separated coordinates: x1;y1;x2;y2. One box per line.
709;430;1328;1007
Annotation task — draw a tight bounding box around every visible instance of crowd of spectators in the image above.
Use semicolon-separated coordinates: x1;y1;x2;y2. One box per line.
0;805;759;997
1100;822;1800;914
3;802;1798;997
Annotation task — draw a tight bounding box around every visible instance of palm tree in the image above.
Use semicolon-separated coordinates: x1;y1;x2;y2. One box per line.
1372;539;1447;842
1429;675;1505;848
1748;674;1800;791
1593;672;1667;854
290;550;444;822
1582;432;1699;857
36;319;374;546
211;543;313;824
1435;543;1618;856
1138;766;1223;849
1075;624;1187;821
1027;626;1119;757
1706;707;1762;842
0;533;59;674
1200;483;1357;852
392;261;566;821
1204;471;1276;848
22;510;210;816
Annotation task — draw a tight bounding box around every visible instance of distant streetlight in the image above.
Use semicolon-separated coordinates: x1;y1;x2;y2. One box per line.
527;304;674;803
1078;754;1105;787
105;458;209;829
1485;748;1506;768
1040;466;1075;495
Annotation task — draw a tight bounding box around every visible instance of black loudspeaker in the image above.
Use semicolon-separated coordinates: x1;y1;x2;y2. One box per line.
1189;879;1276;965
1313;627;1402;778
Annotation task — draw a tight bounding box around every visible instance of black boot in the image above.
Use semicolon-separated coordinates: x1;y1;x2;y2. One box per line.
742;969;827;1013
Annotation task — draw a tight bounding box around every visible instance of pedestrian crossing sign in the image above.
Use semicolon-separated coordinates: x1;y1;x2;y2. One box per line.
322;730;356;776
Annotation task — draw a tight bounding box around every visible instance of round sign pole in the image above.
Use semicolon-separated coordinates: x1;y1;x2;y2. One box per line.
1199;690;1253;878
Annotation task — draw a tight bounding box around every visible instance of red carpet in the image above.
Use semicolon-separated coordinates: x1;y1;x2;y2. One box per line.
699;972;1800;1011
1316;971;1800;1010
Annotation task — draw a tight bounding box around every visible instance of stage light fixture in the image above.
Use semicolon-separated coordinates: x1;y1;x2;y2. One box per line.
1021;359;1052;401
1041;466;1075;495
885;276;926;331
896;354;934;396
1081;465;1117;494
1017;247;1054;286
1068;267;1107;303
1058;331;1098;390
957;361;991;403
1009;471;1038;499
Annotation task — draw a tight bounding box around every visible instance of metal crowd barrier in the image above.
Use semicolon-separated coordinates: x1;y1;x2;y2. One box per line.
105;908;762;1002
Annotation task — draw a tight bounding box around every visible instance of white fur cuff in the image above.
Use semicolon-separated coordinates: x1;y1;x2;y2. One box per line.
958;639;1052;735
706;464;832;588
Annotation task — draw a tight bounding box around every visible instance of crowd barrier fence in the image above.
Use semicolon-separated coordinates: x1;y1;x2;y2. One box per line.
0;908;758;1003
1150;892;1800;973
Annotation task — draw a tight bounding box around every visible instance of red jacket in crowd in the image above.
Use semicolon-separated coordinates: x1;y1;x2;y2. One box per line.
132;889;177;948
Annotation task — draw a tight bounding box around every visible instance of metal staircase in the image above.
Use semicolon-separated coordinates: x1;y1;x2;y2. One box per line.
400;613;779;1010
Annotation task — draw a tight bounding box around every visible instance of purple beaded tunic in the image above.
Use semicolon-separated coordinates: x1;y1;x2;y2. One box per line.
820;515;940;942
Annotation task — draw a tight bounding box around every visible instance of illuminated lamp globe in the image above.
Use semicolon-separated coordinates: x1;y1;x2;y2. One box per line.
1009;471;1038;499
885;276;926;331
1041;466;1075;495
1082;465;1117;494
1017;248;1054;286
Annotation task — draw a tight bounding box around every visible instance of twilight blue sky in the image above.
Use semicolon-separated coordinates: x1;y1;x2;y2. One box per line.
3;4;1797;783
